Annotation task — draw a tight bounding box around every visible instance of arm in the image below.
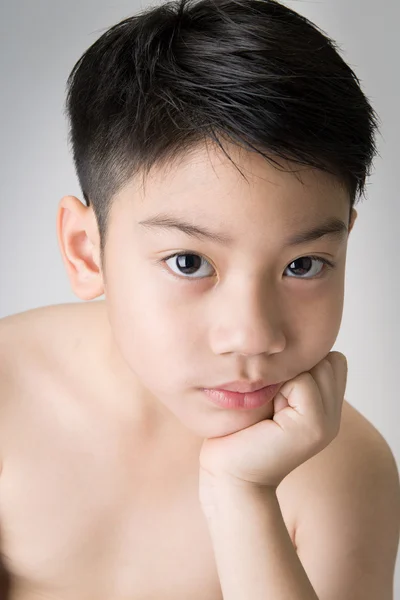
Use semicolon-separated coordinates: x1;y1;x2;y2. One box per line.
201;418;400;600
291;418;400;600
202;476;319;600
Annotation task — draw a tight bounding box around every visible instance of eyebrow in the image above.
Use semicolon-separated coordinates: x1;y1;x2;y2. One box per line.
138;213;348;247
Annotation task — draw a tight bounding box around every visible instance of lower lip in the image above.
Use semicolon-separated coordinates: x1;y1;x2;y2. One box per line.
202;384;281;410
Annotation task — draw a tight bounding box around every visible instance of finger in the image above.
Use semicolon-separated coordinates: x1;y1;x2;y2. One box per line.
329;351;348;412
278;371;324;422
273;390;289;414
308;357;335;417
309;352;346;419
330;352;348;398
324;352;348;412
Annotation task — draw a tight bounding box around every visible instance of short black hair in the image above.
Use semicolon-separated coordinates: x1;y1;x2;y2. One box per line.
64;0;380;271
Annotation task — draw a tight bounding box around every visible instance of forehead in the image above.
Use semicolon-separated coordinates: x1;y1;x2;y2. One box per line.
119;142;349;224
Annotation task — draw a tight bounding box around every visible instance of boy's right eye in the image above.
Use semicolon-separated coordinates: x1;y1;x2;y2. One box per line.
162;253;214;279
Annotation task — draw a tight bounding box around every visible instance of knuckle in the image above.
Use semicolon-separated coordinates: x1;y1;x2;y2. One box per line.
308;420;328;445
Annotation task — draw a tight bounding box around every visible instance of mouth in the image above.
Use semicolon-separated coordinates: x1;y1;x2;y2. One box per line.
208;380;278;394
201;383;281;410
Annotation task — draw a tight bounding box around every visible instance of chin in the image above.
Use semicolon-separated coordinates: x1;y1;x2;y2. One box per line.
180;401;275;440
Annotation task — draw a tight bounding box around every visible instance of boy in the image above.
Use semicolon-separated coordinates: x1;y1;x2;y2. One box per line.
0;0;399;597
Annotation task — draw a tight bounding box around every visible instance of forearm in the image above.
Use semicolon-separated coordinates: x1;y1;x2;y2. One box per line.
201;476;319;600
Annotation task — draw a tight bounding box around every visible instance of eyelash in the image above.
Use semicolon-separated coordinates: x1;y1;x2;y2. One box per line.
158;252;336;281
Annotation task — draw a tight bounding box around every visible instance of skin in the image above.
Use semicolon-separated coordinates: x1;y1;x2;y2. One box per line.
58;141;357;442
197;350;348;599
0;141;398;598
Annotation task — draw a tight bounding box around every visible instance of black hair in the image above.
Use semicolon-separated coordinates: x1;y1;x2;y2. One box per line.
64;0;380;272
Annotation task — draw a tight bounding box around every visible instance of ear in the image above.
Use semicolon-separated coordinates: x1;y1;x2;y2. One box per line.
56;196;104;300
348;208;358;234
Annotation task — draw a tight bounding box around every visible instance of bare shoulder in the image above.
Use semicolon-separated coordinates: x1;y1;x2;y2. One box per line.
0;300;107;428
283;399;400;530
285;399;399;495
0;300;107;459
278;399;399;498
0;300;105;372
0;300;104;347
278;400;400;598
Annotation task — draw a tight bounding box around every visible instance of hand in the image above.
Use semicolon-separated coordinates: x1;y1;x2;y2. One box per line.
199;351;348;491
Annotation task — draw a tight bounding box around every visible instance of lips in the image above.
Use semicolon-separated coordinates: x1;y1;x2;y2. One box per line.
210;380;277;394
202;383;280;410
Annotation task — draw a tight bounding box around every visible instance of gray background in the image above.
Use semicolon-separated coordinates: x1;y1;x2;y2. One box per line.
1;0;399;595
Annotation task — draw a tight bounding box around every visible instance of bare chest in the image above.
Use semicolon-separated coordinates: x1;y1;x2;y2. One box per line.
0;387;226;600
0;382;296;600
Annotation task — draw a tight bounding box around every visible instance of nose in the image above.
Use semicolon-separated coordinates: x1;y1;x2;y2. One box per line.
209;278;286;357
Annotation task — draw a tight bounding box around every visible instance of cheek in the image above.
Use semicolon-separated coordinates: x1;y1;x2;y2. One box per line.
294;281;345;358
106;276;199;383
278;268;343;333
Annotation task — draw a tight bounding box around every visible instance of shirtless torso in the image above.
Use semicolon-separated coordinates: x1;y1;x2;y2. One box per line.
0;300;388;600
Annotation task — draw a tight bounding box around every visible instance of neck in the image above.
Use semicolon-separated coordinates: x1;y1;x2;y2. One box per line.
98;301;204;450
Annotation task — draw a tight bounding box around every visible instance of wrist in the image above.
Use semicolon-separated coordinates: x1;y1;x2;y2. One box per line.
199;467;278;518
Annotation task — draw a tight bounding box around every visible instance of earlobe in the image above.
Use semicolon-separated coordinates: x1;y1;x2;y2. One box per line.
56;196;104;301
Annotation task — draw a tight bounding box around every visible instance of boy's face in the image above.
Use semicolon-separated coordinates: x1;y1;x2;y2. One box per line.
91;143;356;438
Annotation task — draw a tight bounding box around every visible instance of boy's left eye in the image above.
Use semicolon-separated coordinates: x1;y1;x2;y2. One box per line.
160;252;336;280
